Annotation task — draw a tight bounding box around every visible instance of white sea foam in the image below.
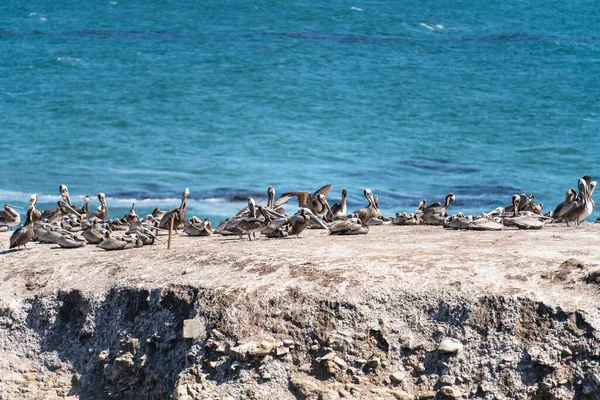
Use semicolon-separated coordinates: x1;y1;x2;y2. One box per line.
57;57;82;63
350;6;363;11
420;23;445;31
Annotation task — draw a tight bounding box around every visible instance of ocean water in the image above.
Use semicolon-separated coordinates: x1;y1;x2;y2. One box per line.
2;0;600;222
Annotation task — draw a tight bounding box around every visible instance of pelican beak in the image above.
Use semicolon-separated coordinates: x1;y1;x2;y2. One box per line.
306;210;328;229
60;202;83;218
6;204;24;209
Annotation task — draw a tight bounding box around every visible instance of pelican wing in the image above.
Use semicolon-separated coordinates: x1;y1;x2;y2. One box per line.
312;184;333;198
280;192;312;208
557;200;582;218
424;202;442;210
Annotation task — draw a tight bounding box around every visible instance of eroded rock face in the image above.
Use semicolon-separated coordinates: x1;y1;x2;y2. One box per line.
0;287;599;399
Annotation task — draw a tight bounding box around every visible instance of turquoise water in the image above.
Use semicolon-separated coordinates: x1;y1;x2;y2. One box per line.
2;1;600;221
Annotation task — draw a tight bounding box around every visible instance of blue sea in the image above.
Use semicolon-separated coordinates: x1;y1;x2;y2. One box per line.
2;1;599;222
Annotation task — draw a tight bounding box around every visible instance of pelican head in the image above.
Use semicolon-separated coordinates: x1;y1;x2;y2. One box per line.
446;193;456;206
591;181;597;197
578;178;587;197
512;194;520;215
98;193;106;203
417;200;427;210
29;194;39;209
582;175;592;186
59;185;71;205
341;188;347;197
267;186;275;208
182;188;190;199
364;188;374;205
248;197;256;218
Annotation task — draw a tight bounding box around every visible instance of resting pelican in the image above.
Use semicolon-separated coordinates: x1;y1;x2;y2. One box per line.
557;178;588;226
280;184;333;216
227;201;270;240
468;217;504;231
0;204;23;231
233;186;285;217
41;185;71;222
414;200;427;220
74;195;90;217
93;193;109;220
445;214;472;230
503;195;545;229
329;217;368;235
56;233;87;248
184;216;212;237
158;188;189;231
553;188;577;220
328;188;347;220
9;195;40;250
126;222;158;245
421;193;455;225
121;203;139;224
82;222;106;244
392;212;419;226
288;208;328;237
580;180;596;222
98;232;140;251
350;189;376;225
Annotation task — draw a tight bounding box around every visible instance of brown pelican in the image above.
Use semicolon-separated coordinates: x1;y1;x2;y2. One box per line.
0;204;23;231
9;195;40;250
233;186;285;217
98;231;139;251
392;212;419;226
414;200;427;220
372;195;385;219
60;216;82;232
184;216;212;237
557;178;588;226
82;223;106;244
312;194;334;226
152;207;167;221
421;193;455;225
41;184;71;222
158;188;189;231
503;195;545;229
280;184;333;216
580;180;596;222
36;224;67;244
328;188;347;220
121;203;139;224
77;194;90;217
350;189;376;225
126;222;158;245
552;188;577;219
92;193;109;220
445;214;472;230
56;233;87;248
227;201;270;240
468;217;504;231
329;217;368;235
288;208;328;237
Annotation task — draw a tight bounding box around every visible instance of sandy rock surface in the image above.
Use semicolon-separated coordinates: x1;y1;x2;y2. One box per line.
0;225;600;399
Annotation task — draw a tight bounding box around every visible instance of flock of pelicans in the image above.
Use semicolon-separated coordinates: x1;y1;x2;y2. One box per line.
1;175;597;251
